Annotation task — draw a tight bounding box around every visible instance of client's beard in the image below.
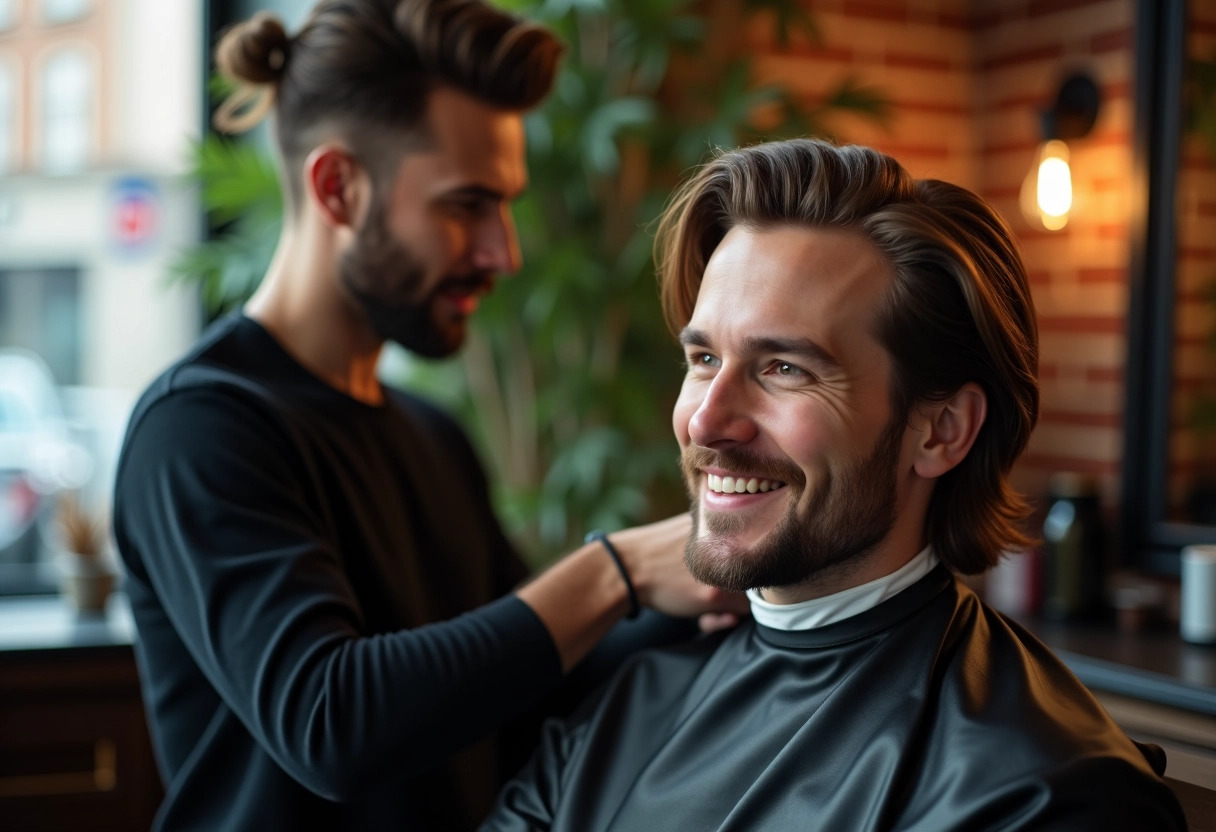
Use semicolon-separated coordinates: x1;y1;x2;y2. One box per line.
680;417;904;593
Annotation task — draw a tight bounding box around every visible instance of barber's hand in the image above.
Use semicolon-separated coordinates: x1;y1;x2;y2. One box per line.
609;514;750;621
698;612;746;633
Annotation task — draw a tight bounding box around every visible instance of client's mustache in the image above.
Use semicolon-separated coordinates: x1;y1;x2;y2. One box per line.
680;445;806;491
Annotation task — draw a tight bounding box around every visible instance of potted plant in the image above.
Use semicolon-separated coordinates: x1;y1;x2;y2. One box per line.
53;492;114;614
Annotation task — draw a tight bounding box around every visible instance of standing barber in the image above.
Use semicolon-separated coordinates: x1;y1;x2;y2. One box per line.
113;1;742;829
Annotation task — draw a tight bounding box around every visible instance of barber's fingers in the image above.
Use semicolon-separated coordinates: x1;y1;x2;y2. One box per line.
698;611;747;633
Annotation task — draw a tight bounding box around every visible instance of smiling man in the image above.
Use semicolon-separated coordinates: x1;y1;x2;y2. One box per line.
111;2;743;830
481;139;1186;831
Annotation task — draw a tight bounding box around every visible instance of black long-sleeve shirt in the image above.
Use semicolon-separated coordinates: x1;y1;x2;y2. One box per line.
114;315;564;830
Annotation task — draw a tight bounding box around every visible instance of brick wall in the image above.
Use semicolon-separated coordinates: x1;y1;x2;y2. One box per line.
752;0;978;188
974;0;1134;509
753;0;1137;514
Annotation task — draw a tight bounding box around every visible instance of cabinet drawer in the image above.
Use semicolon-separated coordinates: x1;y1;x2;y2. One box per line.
0;648;161;831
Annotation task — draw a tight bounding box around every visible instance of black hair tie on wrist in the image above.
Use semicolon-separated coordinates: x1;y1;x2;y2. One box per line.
585;530;640;619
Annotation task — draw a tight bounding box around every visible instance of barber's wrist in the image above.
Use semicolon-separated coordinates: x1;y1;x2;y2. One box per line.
585;530;641;618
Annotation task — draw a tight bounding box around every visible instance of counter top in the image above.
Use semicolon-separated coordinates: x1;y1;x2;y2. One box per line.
0;593;134;655
1016;615;1216;716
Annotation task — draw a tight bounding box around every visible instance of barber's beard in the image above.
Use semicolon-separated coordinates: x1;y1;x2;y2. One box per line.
680;416;904;593
338;198;491;359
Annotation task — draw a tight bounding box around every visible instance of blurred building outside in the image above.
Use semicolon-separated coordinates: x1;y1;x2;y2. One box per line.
0;0;203;591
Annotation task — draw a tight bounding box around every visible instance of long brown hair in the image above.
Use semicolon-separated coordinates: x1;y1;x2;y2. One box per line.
656;139;1039;574
213;0;563;206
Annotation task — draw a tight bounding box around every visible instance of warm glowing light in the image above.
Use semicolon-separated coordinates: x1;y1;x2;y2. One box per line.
1021;140;1073;231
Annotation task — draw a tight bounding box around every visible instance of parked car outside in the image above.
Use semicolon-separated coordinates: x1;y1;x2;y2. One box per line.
0;349;91;572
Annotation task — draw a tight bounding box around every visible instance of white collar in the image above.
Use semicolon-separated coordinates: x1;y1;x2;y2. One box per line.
746;546;940;631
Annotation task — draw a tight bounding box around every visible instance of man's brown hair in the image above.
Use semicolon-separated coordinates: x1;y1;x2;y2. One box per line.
655;139;1039;574
213;0;563;206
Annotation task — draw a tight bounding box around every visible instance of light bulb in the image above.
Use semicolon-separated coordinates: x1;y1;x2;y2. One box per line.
1021;140;1072;231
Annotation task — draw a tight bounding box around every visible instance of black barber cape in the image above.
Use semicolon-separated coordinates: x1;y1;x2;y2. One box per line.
482;566;1186;831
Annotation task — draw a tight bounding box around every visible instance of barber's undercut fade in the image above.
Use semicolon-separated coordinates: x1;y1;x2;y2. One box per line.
655;138;1040;574
213;0;564;207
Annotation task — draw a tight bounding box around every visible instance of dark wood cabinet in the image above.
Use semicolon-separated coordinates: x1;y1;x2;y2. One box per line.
0;600;162;831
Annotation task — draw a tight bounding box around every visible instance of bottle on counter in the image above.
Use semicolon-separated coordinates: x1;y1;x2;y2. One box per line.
1041;472;1106;622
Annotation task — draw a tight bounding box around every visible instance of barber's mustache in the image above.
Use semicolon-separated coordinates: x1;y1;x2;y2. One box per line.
439;271;494;294
680;445;806;490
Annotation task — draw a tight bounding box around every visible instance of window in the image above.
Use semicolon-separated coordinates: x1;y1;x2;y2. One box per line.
0;60;14;172
0;268;82;386
40;48;91;173
0;0;18;31
41;0;91;25
0;267;84;596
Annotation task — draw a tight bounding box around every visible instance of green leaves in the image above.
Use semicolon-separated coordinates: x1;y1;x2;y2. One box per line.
169;135;283;314
190;133;282;225
582;97;656;174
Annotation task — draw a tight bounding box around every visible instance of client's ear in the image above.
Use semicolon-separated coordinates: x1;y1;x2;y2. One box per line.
303;144;367;229
911;382;987;479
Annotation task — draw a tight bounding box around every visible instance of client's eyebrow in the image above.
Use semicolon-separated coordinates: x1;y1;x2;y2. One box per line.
679;327;713;348
741;336;841;370
679;328;841;371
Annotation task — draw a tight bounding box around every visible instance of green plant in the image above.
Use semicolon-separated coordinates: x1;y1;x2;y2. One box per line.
177;0;887;566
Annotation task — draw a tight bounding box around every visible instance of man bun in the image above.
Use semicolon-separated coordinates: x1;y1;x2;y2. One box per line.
213;12;290;133
216;12;290;85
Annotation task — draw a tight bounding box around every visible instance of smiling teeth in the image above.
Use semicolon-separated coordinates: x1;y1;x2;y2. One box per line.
707;474;786;494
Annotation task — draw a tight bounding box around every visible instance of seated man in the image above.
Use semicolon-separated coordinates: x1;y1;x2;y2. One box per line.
480;139;1186;831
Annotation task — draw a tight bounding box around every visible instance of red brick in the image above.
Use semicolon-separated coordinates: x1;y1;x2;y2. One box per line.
1177;333;1211;348
993;92;1050;112
1020;454;1119;475
1083;130;1132;149
1178;288;1215;304
871;141;952;161
1096;223;1126;239
894;98;970;116
1171;376;1216;393
1039;410;1123;428
1086;366;1124;383
972;10;1003;29
1198;201;1216;217
1037;315;1124;334
1026;269;1052;285
1078;267;1125;283
1090;27;1132;53
1182;151;1216;170
937;11;973;30
840;1;908;24
982;186;1022;201
981;44;1065;72
883;51;954;72
1027;0;1116;17
776;43;856;62
1180;246;1216;262
1192;19;1216;37
1016;227;1072;242
981;139;1040;156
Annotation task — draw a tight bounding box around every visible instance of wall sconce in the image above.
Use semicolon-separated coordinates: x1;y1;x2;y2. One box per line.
1020;74;1101;231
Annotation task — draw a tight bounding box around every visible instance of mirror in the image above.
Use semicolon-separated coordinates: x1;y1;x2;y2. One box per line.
1124;0;1216;572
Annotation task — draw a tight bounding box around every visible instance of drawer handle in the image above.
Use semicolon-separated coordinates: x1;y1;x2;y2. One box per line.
0;739;116;797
